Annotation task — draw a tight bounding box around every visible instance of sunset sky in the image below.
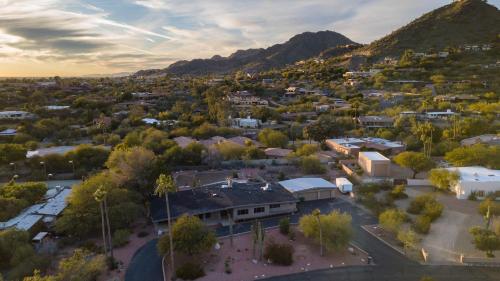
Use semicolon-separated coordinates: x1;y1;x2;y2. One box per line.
1;0;499;77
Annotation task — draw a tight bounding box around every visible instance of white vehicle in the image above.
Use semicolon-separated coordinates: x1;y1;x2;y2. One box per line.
336;177;353;194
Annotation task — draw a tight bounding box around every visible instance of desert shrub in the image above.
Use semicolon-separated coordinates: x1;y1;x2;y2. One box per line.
379;209;407;234
175;262;205;280
264;241;294;266
413;215;431;234
112;229;131;247
422;201;444;222
478;198;500;216
407;194;435;214
279;217;290;235
389;185;408;200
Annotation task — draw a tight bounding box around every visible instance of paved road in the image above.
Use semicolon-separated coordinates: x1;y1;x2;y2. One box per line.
124;197;499;281
265;265;500;281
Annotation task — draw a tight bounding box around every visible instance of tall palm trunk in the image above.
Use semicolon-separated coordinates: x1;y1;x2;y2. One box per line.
317;216;323;257
104;198;114;259
165;193;175;275
99;201;108;257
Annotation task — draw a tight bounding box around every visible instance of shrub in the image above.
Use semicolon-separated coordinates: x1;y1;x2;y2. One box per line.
113;229;131;247
389;185;408;200
175;262;205;280
279;218;290;235
422;201;444;222
413;215;431;234
264;241;294;266
379;209;407;234
478;198;500;216
407;194;434;214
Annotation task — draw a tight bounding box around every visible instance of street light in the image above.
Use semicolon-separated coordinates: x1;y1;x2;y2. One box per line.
12;174;19;182
68;160;75;175
40;161;47;180
9;162;16;172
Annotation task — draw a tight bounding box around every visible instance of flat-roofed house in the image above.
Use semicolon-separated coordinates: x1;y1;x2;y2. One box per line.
0;111;36;120
278;178;337;201
357;116;394;129
358;151;390;177
150;180;298;228
446;167;500;200
460;134;500;146
325;138;364;156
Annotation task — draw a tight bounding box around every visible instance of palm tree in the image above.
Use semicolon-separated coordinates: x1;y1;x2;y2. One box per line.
155;174;177;277
94;186;112;259
312;209;324;257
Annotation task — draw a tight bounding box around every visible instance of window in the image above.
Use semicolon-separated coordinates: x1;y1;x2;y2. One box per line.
254;207;265;213
270;204;281;209
237;209;249;216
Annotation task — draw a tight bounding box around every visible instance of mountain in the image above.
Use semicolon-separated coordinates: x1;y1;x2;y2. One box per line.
136;31;356;76
362;0;500;58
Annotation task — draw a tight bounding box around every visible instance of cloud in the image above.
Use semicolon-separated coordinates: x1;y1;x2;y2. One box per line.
0;0;499;76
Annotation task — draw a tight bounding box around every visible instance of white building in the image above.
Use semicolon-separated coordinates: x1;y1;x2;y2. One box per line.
425;109;457;119
0;111;36;120
446;167;500;200
230;117;261;129
279;178;337;201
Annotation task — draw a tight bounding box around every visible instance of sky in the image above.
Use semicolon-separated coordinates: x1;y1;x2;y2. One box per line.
0;0;498;77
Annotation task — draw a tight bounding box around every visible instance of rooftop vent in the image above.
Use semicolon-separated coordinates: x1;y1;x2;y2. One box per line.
261;183;271;191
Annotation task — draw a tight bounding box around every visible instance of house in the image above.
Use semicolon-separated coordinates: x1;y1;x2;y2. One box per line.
358;152;390;177
357;116;394;129
150;180;298;228
226;136;263;148
0;128;17;137
278;178;337;201
425;109;457;120
227;91;268;106
446;167;500;200
230;116;262;129
0;111;36;120
336;178;353;193
264;148;293;159
173;136;197;148
326;137;404;157
44;105;70;111
460;134;500;146
326;138;364;156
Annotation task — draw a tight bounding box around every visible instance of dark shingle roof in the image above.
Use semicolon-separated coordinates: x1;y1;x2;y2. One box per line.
150;181;297;222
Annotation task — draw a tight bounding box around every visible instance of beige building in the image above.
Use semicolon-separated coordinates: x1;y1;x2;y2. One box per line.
358;152;390;177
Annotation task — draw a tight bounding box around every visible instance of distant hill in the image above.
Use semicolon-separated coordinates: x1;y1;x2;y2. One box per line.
136;31;356;76
362;0;500;58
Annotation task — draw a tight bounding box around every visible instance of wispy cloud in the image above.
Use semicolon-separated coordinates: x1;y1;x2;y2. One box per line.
0;0;498;76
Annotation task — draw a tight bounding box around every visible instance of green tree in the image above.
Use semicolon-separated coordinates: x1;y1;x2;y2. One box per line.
216;142;245;160
299;210;352;252
300;156;325;174
65;145;110;172
469;227;500;258
0;144;26;165
397;229;418;254
428;169;459;191
55;173;141;238
394;152;435;179
258;128;288;148
158;215;216;256
106;147;157;200
379;209;407;234
478;199;500;217
445;145;499;169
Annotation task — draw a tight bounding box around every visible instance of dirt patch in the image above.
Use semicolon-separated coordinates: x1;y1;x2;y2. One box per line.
172;227;369;281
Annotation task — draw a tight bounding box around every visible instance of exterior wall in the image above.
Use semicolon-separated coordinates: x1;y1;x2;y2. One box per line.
453;180;500;200
358;155;390;177
293;189;335;201
232;202;296;221
325;141;361;156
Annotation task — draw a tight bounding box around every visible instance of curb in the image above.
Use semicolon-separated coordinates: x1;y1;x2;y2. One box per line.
360;225;406;256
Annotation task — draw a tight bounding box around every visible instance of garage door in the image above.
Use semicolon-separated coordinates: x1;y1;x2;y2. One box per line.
318;190;333;199
296;191;317;201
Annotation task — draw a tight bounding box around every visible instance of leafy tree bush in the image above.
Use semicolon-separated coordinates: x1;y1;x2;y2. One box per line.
445;144;500;169
422;200;444;222
394;152;435;178
175;262;205;280
299;211;352;252
258;128;288;148
65;144;111;171
55;173;142;238
388;185;408;200
397;229;418;253
407;194;435;214
413;215;431;234
279;217;290;235
264;240;294;266
300;156;325;174
216;142;245;160
158;215;216;256
113;229;131;247
379;209;407;234
469;227;500;258
428;169;460;191
0;144;26;164
478;198;500;216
